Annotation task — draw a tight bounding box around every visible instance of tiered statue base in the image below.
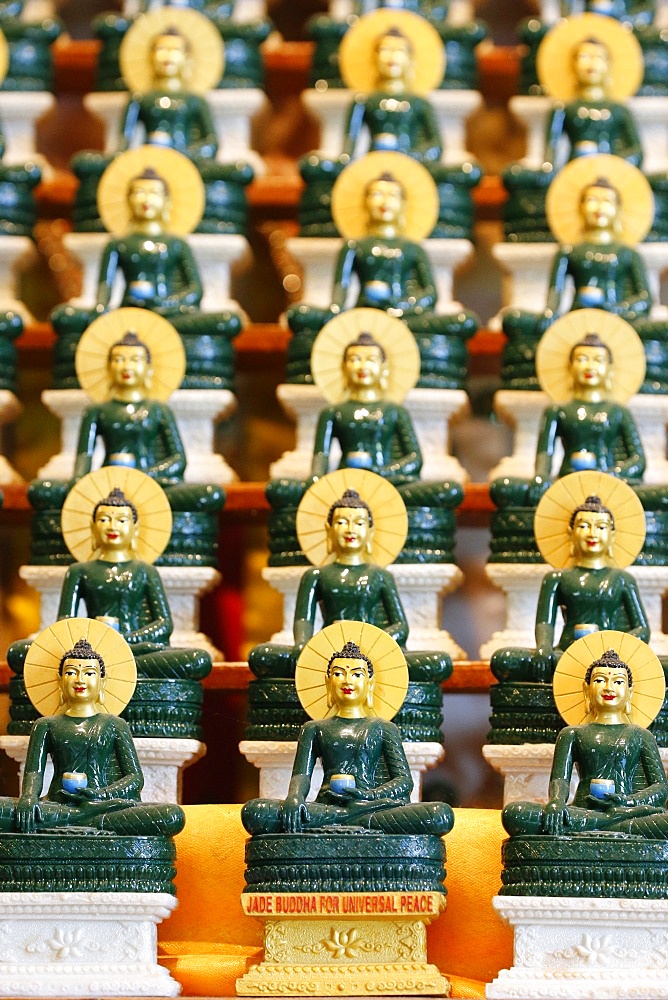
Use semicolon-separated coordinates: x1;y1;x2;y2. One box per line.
0;735;205;804
270;384;470;485
0;888;178;997
488;894;668;999
238;739;444;802
0;91;55;172
239;831;448;995
237;891;448;997
245;678;445;744
0;389;22;484
0;234;39;323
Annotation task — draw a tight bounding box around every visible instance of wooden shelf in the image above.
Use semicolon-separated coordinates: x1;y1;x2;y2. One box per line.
0;659;494;694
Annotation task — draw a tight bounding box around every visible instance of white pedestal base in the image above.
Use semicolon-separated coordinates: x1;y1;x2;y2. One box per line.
270;384;470;484
483;743;668;806
0;234;38;323
0;891;178;997
63;230;247;314
263;562;465;660
302;88;481;162
488;896;668;1000
19;564;223;659
490;389;668;485
481;563;668;660
0;91;54;171
37;387;238;483
239;740;444;802
492;241;668;324
0;389;22;484
84;89;266;173
287;236;473;314
0;735;205;804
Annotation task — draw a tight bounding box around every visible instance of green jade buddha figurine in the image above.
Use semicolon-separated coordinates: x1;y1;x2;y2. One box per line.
29;329;224;565
1;636;184;838
119;25;218;162
503;647;668;839
250;488;451;688
493;332;649;509
52;166;242;390
287;169;478;389
9;485;212;737
243;640;453;837
502;176;668;390
491;495;655;687
271;330;462;511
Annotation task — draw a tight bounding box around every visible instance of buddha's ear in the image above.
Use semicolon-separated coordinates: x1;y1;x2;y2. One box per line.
607;527;616;557
144;366;154;392
365;522;375;557
98;675;107;705
582;679;593;719
325;519;333;555
325;674;333;710
366;675;375;711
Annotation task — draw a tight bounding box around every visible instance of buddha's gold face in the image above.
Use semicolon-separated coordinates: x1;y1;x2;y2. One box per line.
151;32;188;81
128;176;169;224
109;343;151;391
343;343;386;392
365;178;405;227
93;504;138;553
327;656;373;712
375;32;412;84
60;658;104;709
587;665;630;716
328;505;373;558
569;344;611;393
580;184;619;232
573;39;609;90
570;509;614;561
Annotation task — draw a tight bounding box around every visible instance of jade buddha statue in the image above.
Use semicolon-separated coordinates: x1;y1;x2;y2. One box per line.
119;25;218;162
243;639;454;837
30;328;224;521
342;25;442;165
287;169;478;389
494;332;646;508
543;35;642;168
93;1;270;93
51;165;242;390
491;495;651;686
271;331;460;516
250;486;451;687
502;176;668;390
502;647;668;839
1;636;184;837
8;486;212;732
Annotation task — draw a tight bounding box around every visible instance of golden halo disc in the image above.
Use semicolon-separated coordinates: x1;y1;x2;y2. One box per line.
534;470;646;570
311;308;420;404
76;308;186;403
120;7;224;95
536;309;645;404
332;151;439;241
98;146;205;237
62;468;172;566
24;618;137;719
537;13;643;102
295;620;409;722
339;9;445;96
296;469;408;568
0;31;9;90
553;630;665;728
546;155;653;247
